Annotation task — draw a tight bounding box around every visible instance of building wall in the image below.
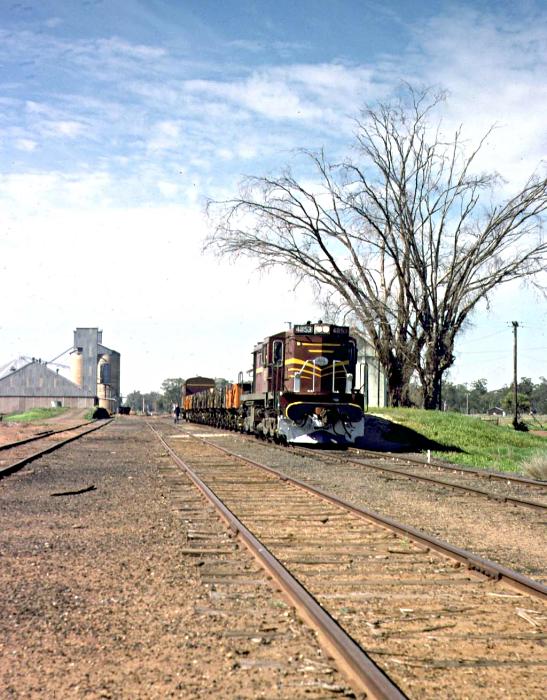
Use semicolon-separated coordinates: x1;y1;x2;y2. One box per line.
358;360;388;409
0;395;94;414
355;336;388;409
0;328;120;416
72;329;121;411
108;350;121;403
0;359;96;415
97;346;121;410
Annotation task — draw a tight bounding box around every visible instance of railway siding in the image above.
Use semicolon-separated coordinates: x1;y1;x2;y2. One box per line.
345;451;547;509
186;424;547;582
0;420;112;479
158;423;546;699
3;417;545;698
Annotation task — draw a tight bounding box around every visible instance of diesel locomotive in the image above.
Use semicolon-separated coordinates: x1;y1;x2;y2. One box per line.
182;322;365;446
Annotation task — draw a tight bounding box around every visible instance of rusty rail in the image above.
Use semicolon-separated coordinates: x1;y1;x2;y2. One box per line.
0;420;96;452
196;435;547;603
349;447;546;487
149;423;408;700
268;441;547;512
329;451;547;511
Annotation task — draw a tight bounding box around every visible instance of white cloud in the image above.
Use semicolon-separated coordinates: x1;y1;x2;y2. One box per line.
94;37;168;61
183;63;377;127
15;138;37;152
146;120;183;153
0;170;113;212
47;120;86;137
157;180;180;197
406;8;547;188
44;17;63;29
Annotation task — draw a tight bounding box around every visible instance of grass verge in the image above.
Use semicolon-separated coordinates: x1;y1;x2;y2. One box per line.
3;407;69;423
371;407;547;474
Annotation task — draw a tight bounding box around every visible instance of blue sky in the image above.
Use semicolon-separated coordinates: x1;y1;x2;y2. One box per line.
1;0;546;395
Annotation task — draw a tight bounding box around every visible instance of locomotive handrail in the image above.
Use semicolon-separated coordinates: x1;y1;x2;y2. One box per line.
332;360;353;394
294;358;316;392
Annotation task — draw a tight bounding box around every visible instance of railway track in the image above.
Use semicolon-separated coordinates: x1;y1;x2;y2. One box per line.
350;447;546;488
181;420;547;512
151;421;547;699
301;446;547;512
0;419;113;479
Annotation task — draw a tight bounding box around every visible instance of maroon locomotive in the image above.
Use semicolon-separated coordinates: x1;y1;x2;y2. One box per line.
183;322;365;446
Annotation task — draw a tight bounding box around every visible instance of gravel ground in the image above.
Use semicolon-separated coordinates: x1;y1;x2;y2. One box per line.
0;418;357;699
183;424;547;583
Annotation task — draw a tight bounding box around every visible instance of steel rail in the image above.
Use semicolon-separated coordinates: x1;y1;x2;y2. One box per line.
0;420;114;479
192;433;547;603
180;419;546;495
193;425;547;511
149;424;408;700
289;447;547;512
0;420;96;452
349;447;546;487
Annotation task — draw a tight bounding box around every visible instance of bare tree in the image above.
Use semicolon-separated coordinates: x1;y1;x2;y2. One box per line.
206;87;547;408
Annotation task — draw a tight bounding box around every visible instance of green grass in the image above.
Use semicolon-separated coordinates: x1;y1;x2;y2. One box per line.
371;407;547;474
3;407;69;423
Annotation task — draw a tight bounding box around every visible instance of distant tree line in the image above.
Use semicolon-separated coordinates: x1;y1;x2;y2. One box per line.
124;377;229;414
124;389;166;414
124;378;184;414
410;376;547;416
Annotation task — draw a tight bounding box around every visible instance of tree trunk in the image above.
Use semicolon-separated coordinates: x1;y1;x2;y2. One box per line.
386;362;413;407
421;371;443;410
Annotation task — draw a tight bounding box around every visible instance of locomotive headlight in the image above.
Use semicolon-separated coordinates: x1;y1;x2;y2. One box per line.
314;324;330;334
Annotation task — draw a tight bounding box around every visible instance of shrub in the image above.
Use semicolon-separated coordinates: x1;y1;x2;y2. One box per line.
522;452;547;481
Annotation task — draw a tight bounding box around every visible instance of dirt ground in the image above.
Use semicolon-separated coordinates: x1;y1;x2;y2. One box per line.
0;417;356;699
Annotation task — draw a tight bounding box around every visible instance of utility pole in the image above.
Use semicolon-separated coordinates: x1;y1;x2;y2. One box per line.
512;321;519;429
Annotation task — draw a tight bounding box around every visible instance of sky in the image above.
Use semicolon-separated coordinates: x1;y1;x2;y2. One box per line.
1;0;546;396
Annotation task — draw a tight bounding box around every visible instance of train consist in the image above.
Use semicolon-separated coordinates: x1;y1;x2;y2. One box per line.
182;322;365;446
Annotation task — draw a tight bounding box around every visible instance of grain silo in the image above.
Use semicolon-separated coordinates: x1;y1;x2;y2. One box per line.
73;328;121;412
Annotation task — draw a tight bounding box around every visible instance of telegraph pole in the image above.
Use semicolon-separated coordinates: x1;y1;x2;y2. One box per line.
512;321;519;429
